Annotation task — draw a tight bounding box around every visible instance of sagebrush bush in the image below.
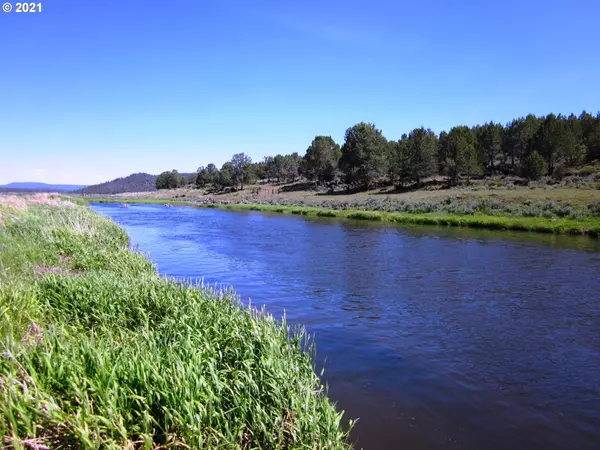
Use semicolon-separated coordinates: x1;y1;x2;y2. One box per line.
588;201;600;216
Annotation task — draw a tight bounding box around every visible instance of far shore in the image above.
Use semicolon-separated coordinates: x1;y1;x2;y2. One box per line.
73;182;600;237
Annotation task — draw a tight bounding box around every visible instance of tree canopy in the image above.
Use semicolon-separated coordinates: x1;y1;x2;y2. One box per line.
231;153;253;190
304;136;342;183
155;110;600;192
339;123;389;188
156;170;185;190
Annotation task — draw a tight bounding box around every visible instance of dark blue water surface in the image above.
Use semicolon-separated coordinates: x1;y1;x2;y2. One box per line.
92;203;600;450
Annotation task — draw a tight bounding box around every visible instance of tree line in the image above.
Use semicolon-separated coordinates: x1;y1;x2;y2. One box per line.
156;111;600;191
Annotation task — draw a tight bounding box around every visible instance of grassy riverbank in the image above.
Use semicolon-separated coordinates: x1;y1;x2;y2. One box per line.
0;195;350;449
218;204;600;235
83;196;600;237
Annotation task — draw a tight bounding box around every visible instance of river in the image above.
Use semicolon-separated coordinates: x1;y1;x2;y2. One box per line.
91;203;600;450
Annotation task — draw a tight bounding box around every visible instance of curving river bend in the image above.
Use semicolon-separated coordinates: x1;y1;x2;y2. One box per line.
92;203;600;450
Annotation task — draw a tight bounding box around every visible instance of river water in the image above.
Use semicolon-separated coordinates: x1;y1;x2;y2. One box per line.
92;203;600;450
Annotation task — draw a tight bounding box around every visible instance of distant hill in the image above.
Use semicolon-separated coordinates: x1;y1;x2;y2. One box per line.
75;173;159;195
0;182;87;192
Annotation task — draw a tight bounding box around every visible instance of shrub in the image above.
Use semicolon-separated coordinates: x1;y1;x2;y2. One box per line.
346;211;382;221
579;165;596;176
539;210;553;218
317;210;338;217
588;201;600;216
555;204;575;218
488;178;506;188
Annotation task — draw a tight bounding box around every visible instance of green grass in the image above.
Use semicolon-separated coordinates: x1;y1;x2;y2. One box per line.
0;200;351;449
316;210;338;218
199;203;600;237
345;211;383;221
385;212;600;235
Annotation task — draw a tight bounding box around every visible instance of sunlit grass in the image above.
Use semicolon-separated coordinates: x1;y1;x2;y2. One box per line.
196;203;600;236
316;210;338;218
345;211;382;221
0;198;351;449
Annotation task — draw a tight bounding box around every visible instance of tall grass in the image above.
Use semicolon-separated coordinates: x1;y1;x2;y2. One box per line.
0;199;350;449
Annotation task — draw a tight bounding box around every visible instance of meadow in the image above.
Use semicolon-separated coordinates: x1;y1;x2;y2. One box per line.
0;194;350;449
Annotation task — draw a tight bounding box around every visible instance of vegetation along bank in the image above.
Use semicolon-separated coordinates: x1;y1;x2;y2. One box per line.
82;194;600;237
0;194;350;449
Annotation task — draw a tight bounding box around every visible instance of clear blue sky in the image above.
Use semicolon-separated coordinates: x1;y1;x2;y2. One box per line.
1;0;599;185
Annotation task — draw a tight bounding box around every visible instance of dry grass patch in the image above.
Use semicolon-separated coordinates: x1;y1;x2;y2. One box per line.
33;264;78;278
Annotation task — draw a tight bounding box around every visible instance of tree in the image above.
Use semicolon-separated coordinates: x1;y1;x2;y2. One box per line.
282;153;301;183
534;113;576;173
187;172;198;186
389;128;438;188
444;126;478;184
580;111;600;161
523;150;547;180
437;131;449;175
388;135;412;187
263;156;277;182
252;161;267;181
268;154;300;183
339;122;388;189
502;115;540;173
565;144;587;169
231;153;253;190
568;113;583;145
565;112;587;171
465;144;483;182
303;136;342;183
407;127;438;185
477;122;503;175
156;170;185;190
206;163;218;177
213;162;234;190
196;165;215;188
558;114;581;169
273;155;286;182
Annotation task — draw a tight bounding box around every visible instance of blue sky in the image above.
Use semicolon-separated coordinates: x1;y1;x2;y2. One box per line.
1;0;599;185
